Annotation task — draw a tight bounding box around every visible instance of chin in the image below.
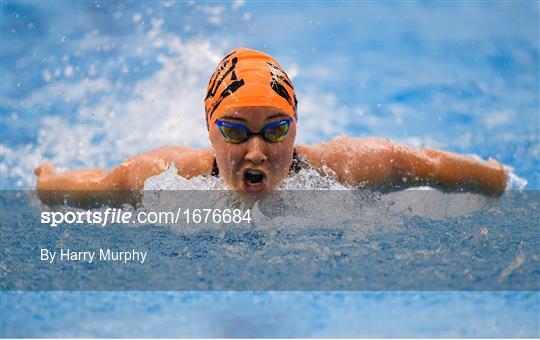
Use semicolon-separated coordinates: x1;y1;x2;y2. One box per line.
235;191;266;204
237;186;270;202
233;179;274;203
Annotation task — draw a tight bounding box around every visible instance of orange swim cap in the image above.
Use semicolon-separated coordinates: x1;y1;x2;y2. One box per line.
204;47;298;130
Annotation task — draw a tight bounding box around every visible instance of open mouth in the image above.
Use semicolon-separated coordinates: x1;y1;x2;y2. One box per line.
241;169;267;193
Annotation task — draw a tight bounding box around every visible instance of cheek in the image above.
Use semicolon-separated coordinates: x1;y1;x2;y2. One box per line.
269;143;294;172
268;127;295;170
210;130;243;181
216;148;242;175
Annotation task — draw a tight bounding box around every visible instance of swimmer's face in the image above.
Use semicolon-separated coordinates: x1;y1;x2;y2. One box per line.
209;106;296;201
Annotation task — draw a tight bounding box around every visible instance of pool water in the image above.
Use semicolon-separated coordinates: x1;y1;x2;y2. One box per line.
1;1;539;337
2;292;538;337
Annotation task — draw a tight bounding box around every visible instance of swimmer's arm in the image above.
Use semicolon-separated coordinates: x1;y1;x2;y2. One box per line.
297;137;507;197
415;147;507;196
34;147;215;206
35;164;115;206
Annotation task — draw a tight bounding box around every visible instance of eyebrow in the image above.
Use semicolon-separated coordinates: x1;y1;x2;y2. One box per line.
220;113;288;122
264;113;289;120
220;116;246;122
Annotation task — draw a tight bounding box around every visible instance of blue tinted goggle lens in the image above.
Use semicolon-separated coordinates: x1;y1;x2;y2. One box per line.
217;119;291;143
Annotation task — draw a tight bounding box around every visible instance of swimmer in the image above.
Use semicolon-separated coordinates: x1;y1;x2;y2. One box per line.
35;47;507;206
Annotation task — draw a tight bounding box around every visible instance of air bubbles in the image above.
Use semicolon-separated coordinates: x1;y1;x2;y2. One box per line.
479;227;488;237
64;65;74;77
88;64;97;77
133;13;142;23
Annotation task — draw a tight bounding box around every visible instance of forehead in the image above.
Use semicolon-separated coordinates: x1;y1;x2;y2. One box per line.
221;106;289;120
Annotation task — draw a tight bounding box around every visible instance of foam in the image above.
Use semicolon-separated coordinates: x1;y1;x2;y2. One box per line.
138;160;497;233
143;163;225;191
504;164;528;190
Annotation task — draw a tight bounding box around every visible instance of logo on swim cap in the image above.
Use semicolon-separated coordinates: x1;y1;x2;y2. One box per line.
204;47;298;130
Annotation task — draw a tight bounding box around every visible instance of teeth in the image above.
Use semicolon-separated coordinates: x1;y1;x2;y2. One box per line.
245;169;264;184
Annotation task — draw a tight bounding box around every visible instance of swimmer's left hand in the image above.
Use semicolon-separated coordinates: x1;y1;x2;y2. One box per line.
426;149;507;197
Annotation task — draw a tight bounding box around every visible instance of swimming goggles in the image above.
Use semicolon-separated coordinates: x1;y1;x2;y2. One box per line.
215;118;291;144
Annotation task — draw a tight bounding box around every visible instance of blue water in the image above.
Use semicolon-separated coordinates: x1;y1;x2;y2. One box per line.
1;1;539;337
2;292;539;337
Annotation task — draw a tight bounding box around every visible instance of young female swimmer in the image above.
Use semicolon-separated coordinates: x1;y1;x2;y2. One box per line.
35;48;507;206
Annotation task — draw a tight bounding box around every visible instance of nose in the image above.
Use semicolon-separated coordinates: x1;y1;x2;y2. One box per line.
244;136;268;164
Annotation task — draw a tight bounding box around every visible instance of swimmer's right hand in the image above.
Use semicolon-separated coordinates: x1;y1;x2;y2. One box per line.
34;162;55;177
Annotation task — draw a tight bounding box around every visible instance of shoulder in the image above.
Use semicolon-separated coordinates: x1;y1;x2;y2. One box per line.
118;146;215;181
147;146;215;177
294;137;399;182
294;137;404;186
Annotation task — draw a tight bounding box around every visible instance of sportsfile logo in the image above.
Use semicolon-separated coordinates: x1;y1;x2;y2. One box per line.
41;208;137;227
40;208;252;227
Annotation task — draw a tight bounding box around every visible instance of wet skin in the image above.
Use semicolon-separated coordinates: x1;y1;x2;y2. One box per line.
34;105;508;207
208;106;296;201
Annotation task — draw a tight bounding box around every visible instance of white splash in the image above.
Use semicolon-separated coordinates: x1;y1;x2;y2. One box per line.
142;163;349;192
143;162;225;191
503;164;528;190
280;167;349;190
